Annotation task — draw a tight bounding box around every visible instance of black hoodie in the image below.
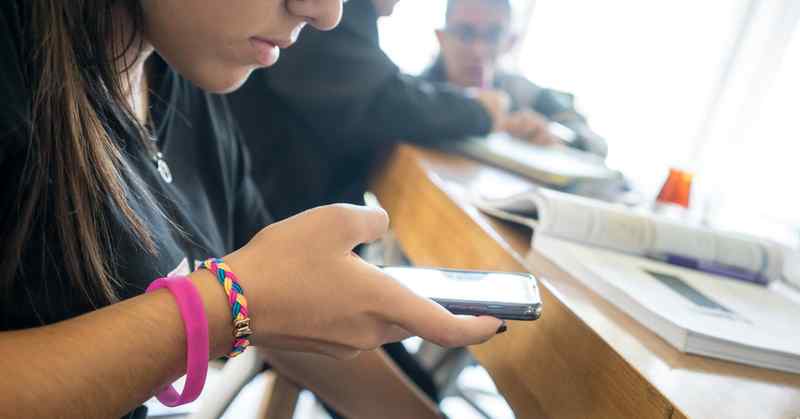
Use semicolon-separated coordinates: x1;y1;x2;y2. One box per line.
228;0;493;220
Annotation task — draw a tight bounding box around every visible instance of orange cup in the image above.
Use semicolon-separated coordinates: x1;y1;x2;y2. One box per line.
656;168;693;208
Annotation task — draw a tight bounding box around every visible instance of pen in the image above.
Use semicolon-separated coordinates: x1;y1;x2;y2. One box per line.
651;253;769;286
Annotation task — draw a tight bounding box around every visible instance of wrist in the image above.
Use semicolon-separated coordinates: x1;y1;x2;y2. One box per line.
221;250;258;330
189;270;232;359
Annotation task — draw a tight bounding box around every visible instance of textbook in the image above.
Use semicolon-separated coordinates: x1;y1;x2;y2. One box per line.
533;235;800;373
447;133;623;194
474;186;785;285
474;186;800;373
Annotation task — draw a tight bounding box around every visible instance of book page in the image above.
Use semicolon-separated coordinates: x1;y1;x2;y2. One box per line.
534;236;800;373
537;189;652;255
476;186;782;282
713;234;769;272
650;222;718;261
471;188;540;228
651;219;774;275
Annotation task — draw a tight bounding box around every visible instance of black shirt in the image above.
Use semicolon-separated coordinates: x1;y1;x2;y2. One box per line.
228;0;492;220
0;4;270;418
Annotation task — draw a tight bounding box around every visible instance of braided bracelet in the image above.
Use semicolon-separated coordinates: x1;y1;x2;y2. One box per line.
199;258;252;357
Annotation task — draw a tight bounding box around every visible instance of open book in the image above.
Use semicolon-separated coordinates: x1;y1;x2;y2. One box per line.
475;186;800;373
535;235;800;374
475;186;785;285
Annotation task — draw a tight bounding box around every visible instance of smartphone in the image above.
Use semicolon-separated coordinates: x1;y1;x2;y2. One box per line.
382;266;542;320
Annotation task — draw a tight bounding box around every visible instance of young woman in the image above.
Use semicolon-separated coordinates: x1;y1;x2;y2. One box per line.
0;1;503;418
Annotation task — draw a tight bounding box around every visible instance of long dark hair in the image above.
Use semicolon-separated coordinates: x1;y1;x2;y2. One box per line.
2;1;160;307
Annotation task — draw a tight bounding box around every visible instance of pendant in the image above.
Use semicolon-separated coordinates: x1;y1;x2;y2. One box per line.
154;152;173;184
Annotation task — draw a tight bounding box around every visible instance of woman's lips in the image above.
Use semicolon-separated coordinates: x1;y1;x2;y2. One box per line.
249;37;280;67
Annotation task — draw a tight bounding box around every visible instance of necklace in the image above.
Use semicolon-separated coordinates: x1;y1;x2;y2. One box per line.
137;70;172;184
153;150;173;184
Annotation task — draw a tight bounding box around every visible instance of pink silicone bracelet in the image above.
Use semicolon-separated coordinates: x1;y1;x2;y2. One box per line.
146;276;209;407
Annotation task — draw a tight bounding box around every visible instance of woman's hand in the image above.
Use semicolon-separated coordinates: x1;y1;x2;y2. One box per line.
224;204;503;359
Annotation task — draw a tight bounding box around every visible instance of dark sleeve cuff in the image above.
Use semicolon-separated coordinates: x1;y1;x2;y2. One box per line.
471;100;493;137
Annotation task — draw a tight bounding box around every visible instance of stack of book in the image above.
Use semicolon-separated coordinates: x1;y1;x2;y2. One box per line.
475;186;800;374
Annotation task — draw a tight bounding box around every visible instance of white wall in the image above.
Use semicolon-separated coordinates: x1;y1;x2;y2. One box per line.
379;0;800;245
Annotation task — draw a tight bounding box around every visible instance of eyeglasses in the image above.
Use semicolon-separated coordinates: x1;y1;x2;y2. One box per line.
444;24;508;46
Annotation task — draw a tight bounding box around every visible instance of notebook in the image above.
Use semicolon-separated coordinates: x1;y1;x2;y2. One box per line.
447;132;622;191
533;235;800;374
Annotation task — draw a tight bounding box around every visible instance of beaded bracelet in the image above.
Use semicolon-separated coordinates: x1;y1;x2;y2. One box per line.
199;258;252;357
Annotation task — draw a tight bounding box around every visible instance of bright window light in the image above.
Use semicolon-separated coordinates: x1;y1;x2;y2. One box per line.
379;0;800;246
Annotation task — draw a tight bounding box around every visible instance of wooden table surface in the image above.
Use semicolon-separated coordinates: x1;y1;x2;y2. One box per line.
370;144;800;419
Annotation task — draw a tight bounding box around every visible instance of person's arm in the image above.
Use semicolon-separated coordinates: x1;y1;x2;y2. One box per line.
530;87;609;157
0;205;502;419
261;27;494;152
353;75;511;147
497;73;608;156
0;270;231;419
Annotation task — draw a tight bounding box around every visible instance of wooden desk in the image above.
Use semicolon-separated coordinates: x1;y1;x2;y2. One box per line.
370;144;800;419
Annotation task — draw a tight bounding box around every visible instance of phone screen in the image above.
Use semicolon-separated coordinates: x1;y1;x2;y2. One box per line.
382;266;538;305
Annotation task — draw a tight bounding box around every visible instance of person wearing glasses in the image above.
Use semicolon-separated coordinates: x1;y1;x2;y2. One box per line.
425;0;609;157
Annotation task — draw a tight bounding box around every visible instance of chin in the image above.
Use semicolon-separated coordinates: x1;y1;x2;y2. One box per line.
192;66;255;94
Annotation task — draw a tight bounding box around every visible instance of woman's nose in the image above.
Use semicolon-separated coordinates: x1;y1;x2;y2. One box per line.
287;0;343;31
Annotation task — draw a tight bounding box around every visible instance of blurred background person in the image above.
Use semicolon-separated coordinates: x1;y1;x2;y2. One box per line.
229;0;539;222
425;0;609;157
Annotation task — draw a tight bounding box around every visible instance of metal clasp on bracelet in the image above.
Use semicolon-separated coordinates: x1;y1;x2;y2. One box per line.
233;318;253;339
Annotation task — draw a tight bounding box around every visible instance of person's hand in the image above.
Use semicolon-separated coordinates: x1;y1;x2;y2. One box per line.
224;204;503;359
472;89;511;132
500;109;558;146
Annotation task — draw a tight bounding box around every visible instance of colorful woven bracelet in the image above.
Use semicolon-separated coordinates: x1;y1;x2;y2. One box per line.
199;258;252;357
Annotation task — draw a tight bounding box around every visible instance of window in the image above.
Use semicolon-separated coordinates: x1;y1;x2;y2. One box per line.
379;0;800;246
378;1;447;75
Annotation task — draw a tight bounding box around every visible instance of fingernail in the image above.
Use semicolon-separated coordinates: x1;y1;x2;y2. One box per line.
496;320;507;334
